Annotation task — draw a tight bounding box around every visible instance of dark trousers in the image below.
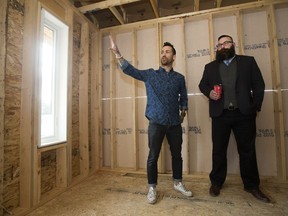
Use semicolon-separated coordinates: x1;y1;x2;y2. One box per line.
147;121;183;185
210;109;260;190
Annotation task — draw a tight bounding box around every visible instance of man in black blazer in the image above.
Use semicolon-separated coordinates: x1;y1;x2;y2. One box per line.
199;35;270;203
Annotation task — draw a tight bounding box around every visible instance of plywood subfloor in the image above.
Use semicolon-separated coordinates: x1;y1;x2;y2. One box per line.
26;170;288;216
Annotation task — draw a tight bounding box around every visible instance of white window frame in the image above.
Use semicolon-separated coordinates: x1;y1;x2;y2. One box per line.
38;8;68;147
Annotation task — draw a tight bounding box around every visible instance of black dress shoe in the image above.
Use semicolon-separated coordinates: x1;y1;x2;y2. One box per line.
209;185;220;197
244;188;271;203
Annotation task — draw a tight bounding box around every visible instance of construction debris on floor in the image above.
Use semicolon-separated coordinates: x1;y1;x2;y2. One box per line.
26;171;288;216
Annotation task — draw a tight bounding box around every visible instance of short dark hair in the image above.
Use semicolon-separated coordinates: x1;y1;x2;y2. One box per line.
163;42;176;55
218;35;233;42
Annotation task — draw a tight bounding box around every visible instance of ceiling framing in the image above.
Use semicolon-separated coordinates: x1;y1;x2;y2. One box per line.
70;0;261;29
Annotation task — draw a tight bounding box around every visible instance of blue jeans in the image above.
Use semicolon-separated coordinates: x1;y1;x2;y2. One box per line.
147;121;183;186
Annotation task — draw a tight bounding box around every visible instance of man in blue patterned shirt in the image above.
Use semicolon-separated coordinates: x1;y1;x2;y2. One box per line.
109;36;192;204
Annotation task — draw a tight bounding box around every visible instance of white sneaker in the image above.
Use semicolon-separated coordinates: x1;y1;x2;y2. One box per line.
174;182;193;197
147;187;157;204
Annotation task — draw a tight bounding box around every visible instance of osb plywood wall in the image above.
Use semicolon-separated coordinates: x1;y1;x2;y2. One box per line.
88;31;93;170
101;3;288;177
41;150;56;195
1;0;98;213
72;20;81;178
3;0;24;210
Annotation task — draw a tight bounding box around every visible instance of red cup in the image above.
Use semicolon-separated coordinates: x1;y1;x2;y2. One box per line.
214;84;222;95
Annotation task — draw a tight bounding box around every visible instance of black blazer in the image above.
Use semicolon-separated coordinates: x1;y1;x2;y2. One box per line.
198;55;265;117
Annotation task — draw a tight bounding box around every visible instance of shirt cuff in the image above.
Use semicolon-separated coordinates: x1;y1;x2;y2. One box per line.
180;106;188;110
119;59;129;70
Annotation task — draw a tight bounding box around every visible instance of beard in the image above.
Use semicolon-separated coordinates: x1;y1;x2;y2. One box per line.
161;56;174;66
216;45;235;62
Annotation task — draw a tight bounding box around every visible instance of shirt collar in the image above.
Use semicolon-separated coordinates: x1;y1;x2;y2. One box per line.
159;66;174;73
223;55;236;65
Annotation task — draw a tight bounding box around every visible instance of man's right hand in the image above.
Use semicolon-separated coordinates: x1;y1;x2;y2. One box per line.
180;110;186;123
209;90;221;100
109;35;122;58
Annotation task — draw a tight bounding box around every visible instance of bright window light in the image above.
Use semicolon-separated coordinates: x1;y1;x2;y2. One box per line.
39;9;68;147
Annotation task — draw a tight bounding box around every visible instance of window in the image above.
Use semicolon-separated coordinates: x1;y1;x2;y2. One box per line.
39;9;68;147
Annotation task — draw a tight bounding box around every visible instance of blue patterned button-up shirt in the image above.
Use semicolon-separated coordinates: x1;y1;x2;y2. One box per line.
120;59;188;126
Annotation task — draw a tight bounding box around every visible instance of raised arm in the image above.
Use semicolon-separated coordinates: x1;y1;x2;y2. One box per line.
109;35;125;65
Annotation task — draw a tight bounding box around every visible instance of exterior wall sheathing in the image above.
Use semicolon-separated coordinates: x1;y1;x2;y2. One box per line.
1;0;99;214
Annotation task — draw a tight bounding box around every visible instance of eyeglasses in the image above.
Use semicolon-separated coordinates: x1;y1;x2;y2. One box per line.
216;41;233;49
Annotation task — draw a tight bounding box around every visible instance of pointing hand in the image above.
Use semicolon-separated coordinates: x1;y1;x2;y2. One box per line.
109;35;122;58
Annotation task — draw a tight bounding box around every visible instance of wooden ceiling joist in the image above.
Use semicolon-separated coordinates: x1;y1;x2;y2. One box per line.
109;6;125;24
149;0;159;18
79;0;142;13
216;0;223;8
194;0;200;11
76;1;100;26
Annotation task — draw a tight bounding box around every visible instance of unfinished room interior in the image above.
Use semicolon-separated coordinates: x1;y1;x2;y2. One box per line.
1;0;288;215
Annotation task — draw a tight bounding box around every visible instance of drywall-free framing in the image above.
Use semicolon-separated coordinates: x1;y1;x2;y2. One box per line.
100;0;288;180
2;0;100;214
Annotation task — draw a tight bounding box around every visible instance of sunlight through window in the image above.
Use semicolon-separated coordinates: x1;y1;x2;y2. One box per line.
39;9;68;147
